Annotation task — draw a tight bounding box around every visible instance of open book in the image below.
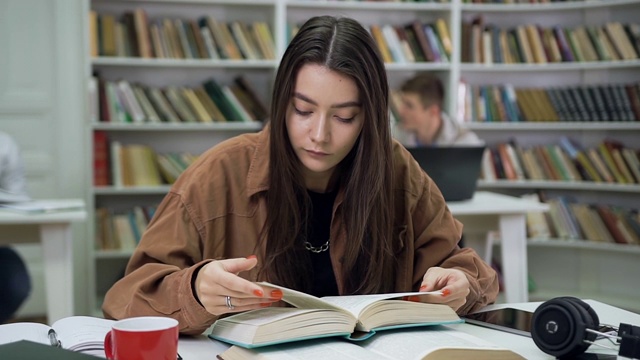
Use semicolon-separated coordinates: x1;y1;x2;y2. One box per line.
0;316;114;357
217;326;525;360
209;282;462;348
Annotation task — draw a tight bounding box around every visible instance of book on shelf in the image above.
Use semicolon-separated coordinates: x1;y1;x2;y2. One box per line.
234;76;269;121
0;316;113;358
208;282;461;349
480;138;640;185
525;192;640;245
98;135;198;187
91;75;268;123
459;82;640;123
521;193;552;239
91;8;275;60
460;18;639;64
423;23;449;62
293;19;449;64
401;25;426;62
382;24;408;63
595;204;632;245
217;326;524;360
254;22;276;60
93;131;111;187
370;25;394;63
95;205;156;250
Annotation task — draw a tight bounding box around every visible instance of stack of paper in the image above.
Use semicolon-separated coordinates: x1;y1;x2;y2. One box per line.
0;199;85;214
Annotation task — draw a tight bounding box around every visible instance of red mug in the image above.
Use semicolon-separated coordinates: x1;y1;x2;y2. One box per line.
104;316;179;360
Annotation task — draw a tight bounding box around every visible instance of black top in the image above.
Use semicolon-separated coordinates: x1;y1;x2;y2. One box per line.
305;189;339;297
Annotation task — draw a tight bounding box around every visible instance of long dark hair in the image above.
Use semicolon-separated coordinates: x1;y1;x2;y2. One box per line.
261;16;395;295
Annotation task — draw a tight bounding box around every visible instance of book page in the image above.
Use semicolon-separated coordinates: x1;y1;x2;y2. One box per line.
0;322;51;345
320;291;442;318
257;282;348;313
216;307;327;326
52;316;114;353
259;281;441;319
359;326;523;360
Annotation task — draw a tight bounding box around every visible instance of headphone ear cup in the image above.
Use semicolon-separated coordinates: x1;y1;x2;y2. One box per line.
531;297;593;359
558;297;600;343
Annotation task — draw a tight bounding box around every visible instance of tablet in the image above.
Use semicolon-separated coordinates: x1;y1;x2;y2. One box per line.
463;307;534;337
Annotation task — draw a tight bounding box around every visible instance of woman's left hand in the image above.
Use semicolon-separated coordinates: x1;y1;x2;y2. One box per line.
415;267;470;312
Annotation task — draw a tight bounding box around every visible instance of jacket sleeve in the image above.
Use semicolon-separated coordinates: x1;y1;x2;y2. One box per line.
411;176;499;315
102;192;219;335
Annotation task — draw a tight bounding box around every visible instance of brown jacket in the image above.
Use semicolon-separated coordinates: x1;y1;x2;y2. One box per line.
103;128;498;335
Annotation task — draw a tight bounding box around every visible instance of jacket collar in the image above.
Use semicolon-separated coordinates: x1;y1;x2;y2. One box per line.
246;125;271;197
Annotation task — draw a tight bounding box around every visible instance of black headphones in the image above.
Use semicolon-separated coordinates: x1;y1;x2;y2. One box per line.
531;296;640;359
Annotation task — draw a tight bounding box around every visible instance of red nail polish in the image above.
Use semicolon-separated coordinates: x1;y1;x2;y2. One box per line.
409;296;420;302
261;303;271;307
247;255;257;260
270;290;283;299
253;289;264;297
402;296;409;301
419;285;427;291
442;289;451;297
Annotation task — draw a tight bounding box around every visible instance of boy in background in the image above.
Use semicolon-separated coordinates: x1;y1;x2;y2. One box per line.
395;73;482;147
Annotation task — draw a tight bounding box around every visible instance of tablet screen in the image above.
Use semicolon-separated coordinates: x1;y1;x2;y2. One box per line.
464;307;534;337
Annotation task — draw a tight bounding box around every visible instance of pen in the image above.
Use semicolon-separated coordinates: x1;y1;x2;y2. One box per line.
48;329;61;348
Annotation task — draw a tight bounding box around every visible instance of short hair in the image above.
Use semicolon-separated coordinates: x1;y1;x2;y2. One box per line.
400;73;444;109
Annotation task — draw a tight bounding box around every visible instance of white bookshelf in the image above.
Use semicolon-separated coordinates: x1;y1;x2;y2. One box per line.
457;0;640;310
525;239;640;312
82;0;640;314
84;0;280;314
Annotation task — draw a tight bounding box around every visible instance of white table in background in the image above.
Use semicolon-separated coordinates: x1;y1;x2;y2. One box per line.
0;201;86;322
178;300;637;359
447;191;549;304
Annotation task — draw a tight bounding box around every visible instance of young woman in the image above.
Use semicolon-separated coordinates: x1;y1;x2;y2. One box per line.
103;16;498;335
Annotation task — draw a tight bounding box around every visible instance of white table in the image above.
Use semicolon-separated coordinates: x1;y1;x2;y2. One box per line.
0;202;87;322
178;300;639;359
447;191;549;304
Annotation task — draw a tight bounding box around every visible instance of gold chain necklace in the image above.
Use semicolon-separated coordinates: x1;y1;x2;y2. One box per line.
304;239;330;253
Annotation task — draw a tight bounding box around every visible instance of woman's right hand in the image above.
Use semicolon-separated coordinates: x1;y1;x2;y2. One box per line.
194;256;283;315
